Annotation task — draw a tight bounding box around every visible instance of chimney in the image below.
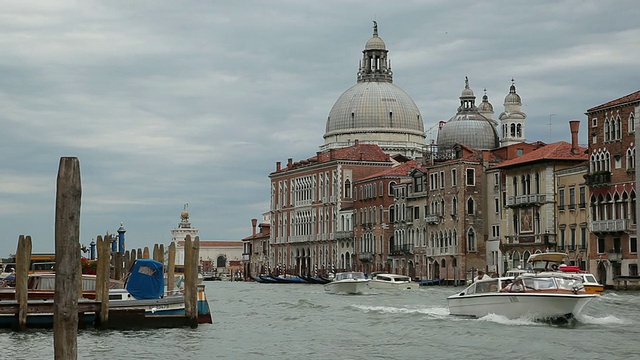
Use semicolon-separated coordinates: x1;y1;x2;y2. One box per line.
569;120;580;154
354;139;359;146
251;218;257;236
276;161;281;171
287;158;293;168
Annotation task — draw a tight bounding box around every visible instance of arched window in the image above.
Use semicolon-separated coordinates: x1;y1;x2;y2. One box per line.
467;228;476;251
516;123;522;137
344;179;351;198
616;116;622;140
467;197;475;215
216;255;227;268
629;112;635;133
512;251;521;269
604;119;610;141
510;123;516;137
452;196;458;215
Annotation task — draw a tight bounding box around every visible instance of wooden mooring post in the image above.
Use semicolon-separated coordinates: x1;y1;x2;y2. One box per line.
183;235;199;328
167;242;176;294
54;157;82;360
15;234;32;330
95;235;111;328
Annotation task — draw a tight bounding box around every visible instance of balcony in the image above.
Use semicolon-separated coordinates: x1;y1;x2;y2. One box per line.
425;214;439;224
584;171;611;186
506;194;546;207
359;252;374;262
390;244;414;255
591;219;630;233
335;230;354;240
608;249;622;262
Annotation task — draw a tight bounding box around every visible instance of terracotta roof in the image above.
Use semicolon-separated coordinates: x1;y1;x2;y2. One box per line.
492;141;588;169
357;159;422;182
273;143;390;174
587;90;640;112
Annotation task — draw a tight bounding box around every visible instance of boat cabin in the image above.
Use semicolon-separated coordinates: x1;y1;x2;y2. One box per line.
334;272;366;281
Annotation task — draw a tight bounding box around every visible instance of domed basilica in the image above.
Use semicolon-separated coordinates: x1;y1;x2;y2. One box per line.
321;22;527;158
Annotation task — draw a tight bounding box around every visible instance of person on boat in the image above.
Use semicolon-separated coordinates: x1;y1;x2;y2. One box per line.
500;278;524;292
473;270;491;283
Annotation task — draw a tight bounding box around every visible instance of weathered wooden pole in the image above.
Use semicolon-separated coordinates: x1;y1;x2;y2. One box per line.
143;246;150;259
152;244;160;262
114;252;123;280
188;236;200;327
158;244;165;267
167;242;176;295
184;235;194;321
137;248;143;259
15;234;32;330
95;235;110;328
54;157;81;360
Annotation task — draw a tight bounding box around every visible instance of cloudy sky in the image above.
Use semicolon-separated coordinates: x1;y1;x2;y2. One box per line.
0;0;638;254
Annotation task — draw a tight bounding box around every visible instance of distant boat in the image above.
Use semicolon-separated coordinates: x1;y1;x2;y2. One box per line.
324;272;370;295
415;278;445;286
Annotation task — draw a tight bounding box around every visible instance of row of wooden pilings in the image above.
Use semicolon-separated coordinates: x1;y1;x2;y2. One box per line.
12;157;202;359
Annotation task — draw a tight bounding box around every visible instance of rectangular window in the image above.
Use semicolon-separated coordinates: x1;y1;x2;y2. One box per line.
466;168;475;186
579;187;586;208
451;169;457;186
630;237;637;253
558;189;565;210
597;238;605;254
580;227;587;250
492;225;500;238
414;207;419;220
415;176;423;192
440;171;445;188
569;188;576;210
591;117;597;127
570;228;576;250
494;198;499;213
560;229;565;248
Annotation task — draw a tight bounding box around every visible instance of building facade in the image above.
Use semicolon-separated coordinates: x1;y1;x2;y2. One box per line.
586;90;639;287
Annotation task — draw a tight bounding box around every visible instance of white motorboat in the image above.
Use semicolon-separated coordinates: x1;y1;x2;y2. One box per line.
368;273;419;291
324;271;370;295
447;273;597;321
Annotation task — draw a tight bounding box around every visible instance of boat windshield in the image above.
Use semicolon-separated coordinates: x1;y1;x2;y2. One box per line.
336;272;366;281
466;279;500;294
520;276;582;291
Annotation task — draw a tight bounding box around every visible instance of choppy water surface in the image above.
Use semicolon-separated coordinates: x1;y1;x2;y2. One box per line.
1;282;638;359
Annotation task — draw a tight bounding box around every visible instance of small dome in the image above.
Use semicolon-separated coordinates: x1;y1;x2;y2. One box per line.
365;35;386;50
504;83;521;105
478;91;494;113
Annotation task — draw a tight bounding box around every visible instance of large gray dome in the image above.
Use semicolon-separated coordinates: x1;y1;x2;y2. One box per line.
320;23;426;158
325;81;424;136
437;114;499;150
437;77;499;151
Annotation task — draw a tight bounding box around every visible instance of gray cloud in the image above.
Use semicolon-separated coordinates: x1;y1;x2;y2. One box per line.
0;0;637;253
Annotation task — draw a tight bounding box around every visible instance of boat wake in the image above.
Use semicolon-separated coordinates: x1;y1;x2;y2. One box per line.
352;304;449;318
476;313;542;326
575;313;630;325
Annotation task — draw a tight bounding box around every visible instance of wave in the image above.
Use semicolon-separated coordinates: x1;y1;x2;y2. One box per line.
351;304;450;318
575;313;631;325
476;313;541;326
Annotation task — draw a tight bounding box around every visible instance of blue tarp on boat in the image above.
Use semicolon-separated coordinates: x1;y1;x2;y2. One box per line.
126;259;165;300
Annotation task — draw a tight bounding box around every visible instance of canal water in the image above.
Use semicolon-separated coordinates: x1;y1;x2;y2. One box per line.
1;281;638;359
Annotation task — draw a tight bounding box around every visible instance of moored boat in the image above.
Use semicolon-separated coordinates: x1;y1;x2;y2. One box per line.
324;271;369;295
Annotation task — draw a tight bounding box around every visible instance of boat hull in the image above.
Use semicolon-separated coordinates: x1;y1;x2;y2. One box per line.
368;281;419;291
324;280;370;295
447;292;596;320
